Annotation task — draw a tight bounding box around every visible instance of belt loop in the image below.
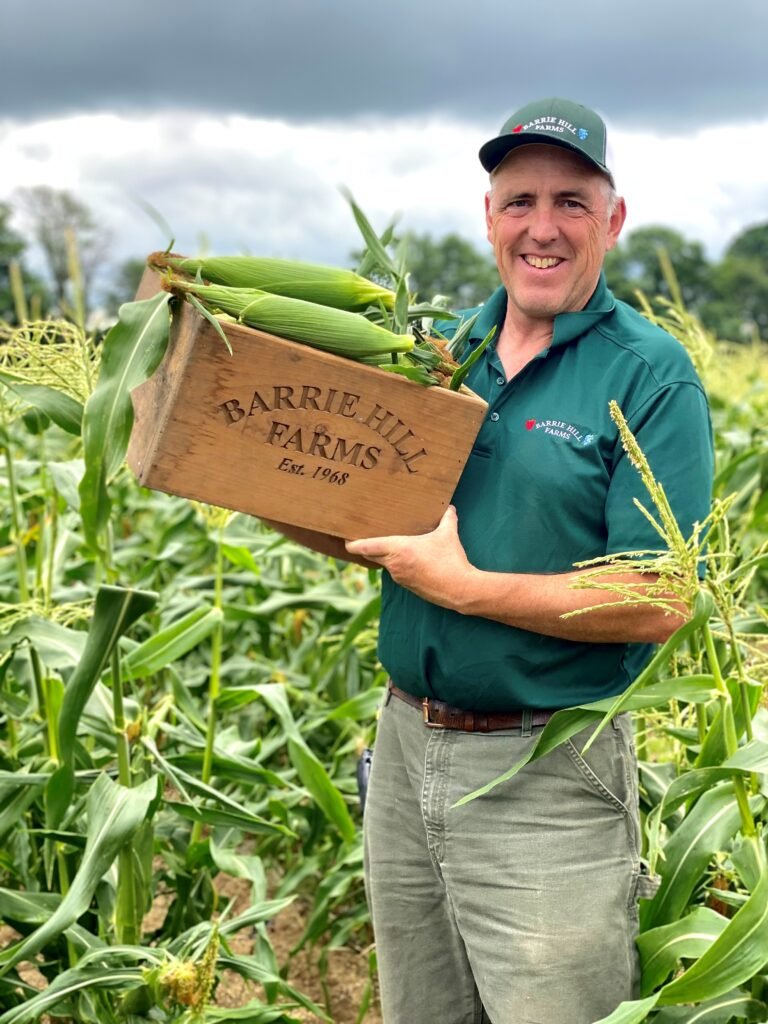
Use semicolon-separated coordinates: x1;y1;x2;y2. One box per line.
521;709;533;738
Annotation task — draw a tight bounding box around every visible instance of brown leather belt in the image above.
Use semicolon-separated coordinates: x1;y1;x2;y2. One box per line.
388;682;555;732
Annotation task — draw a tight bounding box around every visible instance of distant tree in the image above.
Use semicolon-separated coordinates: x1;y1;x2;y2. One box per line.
15;186;110;314
705;256;768;340
604;225;712;310
401;233;500;309
0;202;25;322
725;223;768;265
711;222;768;339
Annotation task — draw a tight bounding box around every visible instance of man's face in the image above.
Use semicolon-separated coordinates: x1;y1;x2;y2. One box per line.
485;144;626;323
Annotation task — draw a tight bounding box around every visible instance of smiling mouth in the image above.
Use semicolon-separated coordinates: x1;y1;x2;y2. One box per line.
522;255;564;269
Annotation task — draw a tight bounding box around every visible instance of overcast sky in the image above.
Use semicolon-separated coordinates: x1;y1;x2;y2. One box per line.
1;0;767;297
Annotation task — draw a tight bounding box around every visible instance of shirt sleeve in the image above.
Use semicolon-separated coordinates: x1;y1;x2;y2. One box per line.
604;381;714;576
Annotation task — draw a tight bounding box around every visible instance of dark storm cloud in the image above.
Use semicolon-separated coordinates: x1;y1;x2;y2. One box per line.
1;0;766;131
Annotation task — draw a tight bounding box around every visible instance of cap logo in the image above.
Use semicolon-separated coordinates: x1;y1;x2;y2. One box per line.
519;117;590;144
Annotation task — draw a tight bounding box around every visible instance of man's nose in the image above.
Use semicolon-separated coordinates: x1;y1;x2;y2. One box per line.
527;205;559;244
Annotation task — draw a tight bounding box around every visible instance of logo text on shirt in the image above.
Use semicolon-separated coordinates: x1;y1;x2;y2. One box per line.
525;419;596;446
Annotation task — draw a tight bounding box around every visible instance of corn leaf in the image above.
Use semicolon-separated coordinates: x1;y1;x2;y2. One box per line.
652;990;766;1022
78;292;171;551
450;326;496;391
57;584;156;759
731;832;764;892
582;675;717;713
0;888;61;925
591;994;661;1024
342;187;397;280
143;739;293;838
0;372;83;435
118;605;222;681
166;801;289;836
206;1003;304;1022
394;274;409;335
0;775;158;978
438;309;481;362
641;783;757;930
637;906;729;994
453;707;602;806
695;678;759;768
326;687;387;722
580;590;715;755
657;865;768;1005
374;362;438;386
209;839;270;903
187;292;233;354
1;616;86;668
651;767;745;823
356;220;397;280
722;737;768;772
254;684;356;843
0;784;42;843
46;584;156;829
242;581;370;617
217;954;330;1022
0;966;144;1024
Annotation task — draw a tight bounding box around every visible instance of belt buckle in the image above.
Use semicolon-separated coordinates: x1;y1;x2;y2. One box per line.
422;697;445;729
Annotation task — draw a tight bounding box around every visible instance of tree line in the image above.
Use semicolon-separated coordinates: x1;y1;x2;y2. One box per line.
1;185;766;342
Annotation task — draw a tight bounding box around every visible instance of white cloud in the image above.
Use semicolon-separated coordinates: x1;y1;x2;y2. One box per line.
611;121;768;250
1;111;767;293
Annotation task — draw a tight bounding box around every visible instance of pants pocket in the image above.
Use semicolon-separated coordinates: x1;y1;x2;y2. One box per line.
564;717;634;815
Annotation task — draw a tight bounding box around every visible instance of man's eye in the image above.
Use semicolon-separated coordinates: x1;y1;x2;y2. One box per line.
563;200;583;209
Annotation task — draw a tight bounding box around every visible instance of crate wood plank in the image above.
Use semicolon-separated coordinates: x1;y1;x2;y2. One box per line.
127;273;488;539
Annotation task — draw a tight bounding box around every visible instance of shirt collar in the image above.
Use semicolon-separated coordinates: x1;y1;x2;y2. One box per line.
468;272;616;349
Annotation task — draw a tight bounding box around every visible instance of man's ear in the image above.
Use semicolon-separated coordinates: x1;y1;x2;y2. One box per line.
484;191;493;243
606;196;627;252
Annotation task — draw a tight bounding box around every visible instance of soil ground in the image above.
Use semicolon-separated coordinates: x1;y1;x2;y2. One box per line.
213;873;382;1024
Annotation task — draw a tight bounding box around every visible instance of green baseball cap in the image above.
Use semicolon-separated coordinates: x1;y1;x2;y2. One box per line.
479;97;613;181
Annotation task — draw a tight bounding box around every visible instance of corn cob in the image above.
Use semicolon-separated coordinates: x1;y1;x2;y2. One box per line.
149;252;395;312
166;277;413;359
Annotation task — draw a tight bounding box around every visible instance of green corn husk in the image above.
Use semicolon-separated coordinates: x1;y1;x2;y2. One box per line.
166;277;413;360
149;252;395;312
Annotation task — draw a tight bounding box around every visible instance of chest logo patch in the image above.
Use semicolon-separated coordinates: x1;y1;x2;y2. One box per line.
525;418;597;446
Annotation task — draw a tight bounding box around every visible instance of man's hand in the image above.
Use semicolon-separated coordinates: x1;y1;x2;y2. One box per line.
345;505;476;610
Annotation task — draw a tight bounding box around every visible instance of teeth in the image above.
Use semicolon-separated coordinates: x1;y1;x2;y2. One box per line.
524;256;562;269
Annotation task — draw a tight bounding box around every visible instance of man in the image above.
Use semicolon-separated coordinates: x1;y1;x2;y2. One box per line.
342;98;713;1024
271;98;713;1022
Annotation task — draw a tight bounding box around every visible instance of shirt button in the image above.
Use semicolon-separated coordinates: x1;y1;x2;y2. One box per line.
490;412;500;422
496;376;505;385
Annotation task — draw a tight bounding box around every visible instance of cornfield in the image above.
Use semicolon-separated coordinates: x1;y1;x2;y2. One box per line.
0;254;767;1024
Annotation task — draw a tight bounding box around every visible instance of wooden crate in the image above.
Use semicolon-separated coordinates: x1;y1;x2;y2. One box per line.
127;272;488;539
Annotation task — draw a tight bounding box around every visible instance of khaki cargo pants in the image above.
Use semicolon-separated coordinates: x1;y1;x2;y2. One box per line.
363;691;646;1024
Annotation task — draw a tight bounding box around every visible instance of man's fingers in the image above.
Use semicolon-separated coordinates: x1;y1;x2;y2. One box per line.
346;509;458;558
345;534;399;559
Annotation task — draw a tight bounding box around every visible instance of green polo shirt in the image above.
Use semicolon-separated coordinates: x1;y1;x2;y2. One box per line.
378;273;714;712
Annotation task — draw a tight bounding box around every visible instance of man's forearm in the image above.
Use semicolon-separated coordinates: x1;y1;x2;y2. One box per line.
345;507;687;645
456;567;687;644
